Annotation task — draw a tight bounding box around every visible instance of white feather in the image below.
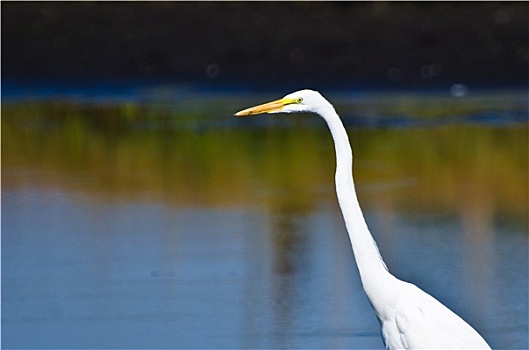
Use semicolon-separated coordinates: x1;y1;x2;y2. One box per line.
236;89;491;349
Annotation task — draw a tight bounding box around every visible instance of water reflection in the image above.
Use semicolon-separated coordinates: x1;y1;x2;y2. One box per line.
2;90;528;349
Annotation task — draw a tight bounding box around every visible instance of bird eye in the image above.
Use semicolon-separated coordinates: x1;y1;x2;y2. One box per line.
297;98;303;103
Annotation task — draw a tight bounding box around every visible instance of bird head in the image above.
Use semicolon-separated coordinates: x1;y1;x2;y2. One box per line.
235;89;326;116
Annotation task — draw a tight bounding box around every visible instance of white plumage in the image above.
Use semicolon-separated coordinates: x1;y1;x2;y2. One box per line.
235;89;491;349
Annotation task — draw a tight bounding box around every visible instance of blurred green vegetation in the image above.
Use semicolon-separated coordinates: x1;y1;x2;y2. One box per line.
2;95;528;225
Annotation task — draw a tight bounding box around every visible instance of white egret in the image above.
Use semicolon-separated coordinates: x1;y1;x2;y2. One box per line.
235;89;491;349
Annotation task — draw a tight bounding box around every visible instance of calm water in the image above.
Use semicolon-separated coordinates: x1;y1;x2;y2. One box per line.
2;87;528;349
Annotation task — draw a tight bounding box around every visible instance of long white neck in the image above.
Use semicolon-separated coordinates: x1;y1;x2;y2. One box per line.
317;101;396;316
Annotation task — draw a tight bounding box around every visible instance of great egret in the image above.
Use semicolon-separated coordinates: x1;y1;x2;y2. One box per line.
235;90;491;349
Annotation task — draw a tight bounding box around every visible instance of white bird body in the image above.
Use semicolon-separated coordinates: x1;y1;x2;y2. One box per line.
379;279;491;349
235;89;491;349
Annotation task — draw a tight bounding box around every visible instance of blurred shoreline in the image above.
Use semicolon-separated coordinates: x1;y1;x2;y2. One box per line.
2;2;527;90
2;78;528;104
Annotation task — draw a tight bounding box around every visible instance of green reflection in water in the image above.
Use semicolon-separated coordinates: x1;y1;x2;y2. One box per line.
2;92;528;350
2;94;528;226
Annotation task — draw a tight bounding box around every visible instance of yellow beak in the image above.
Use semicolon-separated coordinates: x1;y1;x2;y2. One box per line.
235;98;296;116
